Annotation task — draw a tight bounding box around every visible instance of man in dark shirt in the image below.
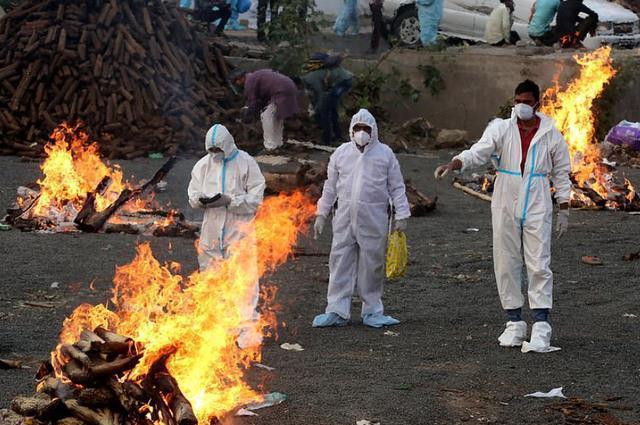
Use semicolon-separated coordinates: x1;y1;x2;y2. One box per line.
191;0;232;36
556;0;598;47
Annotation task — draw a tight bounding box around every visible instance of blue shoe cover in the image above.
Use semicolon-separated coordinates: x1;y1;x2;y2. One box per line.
228;22;246;31
362;314;400;328
312;312;348;327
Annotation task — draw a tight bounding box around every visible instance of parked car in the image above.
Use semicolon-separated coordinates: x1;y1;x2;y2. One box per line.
317;0;640;48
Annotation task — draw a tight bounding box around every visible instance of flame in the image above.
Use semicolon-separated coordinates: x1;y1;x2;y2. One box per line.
55;192;315;420
33;123;127;215
27;123;159;224
541;47;617;198
481;176;491;192
625;178;636;203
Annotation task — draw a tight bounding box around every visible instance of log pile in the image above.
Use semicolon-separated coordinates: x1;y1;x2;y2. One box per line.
10;327;204;425
0;0;237;159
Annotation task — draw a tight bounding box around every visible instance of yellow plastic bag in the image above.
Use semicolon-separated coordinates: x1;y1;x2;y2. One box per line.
386;231;408;280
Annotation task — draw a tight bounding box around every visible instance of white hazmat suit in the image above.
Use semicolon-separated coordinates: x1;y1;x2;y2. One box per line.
188;124;266;346
453;112;571;313
314;109;411;327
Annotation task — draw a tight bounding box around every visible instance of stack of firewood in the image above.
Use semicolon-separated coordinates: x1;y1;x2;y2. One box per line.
0;0;238;159
11;327;202;425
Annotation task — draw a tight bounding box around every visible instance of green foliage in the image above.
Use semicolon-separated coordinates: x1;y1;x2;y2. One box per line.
345;65;422;118
267;0;318;77
349;66;388;111
417;64;445;96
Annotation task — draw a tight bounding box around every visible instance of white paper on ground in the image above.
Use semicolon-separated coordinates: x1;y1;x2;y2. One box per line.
521;342;561;353
280;342;304;351
524;387;567;398
244;392;287;411
383;330;399;337
622;313;638;318
356;421;381;425
50;282;59;289
235;408;258;417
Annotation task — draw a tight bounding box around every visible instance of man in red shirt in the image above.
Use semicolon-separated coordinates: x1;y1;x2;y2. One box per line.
435;80;572;353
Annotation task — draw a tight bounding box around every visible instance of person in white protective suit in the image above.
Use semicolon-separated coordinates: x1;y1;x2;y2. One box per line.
188;124;266;348
435;80;571;353
312;109;411;328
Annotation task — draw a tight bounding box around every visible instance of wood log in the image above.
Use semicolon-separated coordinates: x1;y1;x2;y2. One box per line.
93;327;132;345
62;360;93;386
75;157;177;232
55;417;86;425
453;182;493;202
77;388;116;408
11;393;63;421
405;182;437;216
61;344;91;366
64;400;115;425
145;357;198;425
89;354;142;378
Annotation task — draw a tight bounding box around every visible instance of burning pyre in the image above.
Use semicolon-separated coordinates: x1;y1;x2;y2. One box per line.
541;47;638;210
5;123;197;236
10;192;315;424
454;47;640;211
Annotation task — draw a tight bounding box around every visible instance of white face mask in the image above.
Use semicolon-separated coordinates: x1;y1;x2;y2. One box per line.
353;130;371;147
514;103;536;121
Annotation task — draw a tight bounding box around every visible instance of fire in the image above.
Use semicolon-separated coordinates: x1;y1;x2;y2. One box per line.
54;192;315;421
33;123;128;216
541;47;617;198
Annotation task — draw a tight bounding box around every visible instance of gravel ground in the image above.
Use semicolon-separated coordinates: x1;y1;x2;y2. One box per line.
1;152;639;425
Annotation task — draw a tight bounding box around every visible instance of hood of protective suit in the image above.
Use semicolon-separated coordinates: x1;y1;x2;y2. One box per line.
205;124;237;158
349;109;379;148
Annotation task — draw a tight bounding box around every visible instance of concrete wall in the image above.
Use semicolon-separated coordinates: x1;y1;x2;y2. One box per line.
344;47;640;138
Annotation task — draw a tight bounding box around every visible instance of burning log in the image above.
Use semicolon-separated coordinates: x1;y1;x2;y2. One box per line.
453;181;493;203
12;328;194;425
145;357;199;425
74;157;176;232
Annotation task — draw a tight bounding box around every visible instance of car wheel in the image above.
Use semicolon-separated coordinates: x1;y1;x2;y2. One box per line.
393;7;421;46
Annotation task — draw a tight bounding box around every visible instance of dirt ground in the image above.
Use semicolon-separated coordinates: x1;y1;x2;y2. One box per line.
1;150;639;425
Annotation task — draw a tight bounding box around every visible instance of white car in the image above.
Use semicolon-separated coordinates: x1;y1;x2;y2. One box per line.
317;0;640;48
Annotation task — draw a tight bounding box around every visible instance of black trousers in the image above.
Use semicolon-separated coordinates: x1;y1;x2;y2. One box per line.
559;15;598;47
530;29;557;46
492;30;521;46
257;0;278;40
370;1;389;50
195;4;231;34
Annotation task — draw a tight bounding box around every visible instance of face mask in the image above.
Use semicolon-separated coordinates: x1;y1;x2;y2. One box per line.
514;103;536;121
353;130;371;147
